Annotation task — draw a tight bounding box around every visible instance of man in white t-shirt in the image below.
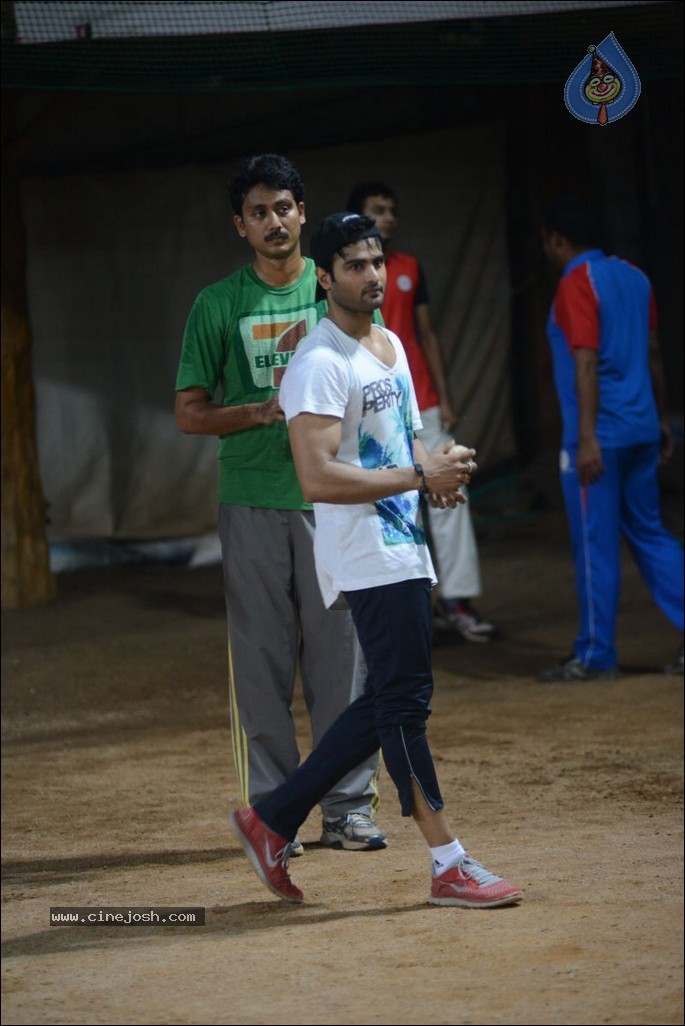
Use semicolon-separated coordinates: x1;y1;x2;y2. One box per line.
229;212;522;910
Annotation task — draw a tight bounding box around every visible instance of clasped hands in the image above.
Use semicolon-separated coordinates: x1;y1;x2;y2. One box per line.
422;442;477;509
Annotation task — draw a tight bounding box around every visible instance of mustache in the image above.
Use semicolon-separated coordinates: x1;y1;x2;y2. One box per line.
266;229;289;241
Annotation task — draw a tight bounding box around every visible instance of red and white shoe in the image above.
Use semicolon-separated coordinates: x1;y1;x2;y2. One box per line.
429;854;522;908
229;807;304;903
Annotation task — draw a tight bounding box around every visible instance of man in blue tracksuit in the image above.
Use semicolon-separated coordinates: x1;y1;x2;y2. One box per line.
540;195;683;681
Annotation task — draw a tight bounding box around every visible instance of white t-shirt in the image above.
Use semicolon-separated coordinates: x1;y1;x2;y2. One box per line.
280;317;436;608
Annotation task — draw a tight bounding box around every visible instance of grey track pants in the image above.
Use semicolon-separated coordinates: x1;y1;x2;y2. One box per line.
219;504;381;821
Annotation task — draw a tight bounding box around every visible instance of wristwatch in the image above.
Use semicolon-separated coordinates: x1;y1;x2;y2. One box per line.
413;462;429;494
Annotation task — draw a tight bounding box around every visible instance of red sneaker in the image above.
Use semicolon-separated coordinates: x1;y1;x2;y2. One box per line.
229;808;304;903
429;854;522;908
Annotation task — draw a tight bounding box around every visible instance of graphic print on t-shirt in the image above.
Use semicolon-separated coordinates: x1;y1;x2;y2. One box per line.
359;372;425;547
239;309;318;388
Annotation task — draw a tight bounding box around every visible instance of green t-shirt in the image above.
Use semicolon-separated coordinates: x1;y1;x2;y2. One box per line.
176;258;326;509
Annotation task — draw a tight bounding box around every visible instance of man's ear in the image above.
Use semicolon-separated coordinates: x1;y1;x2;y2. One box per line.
316;266;331;293
298;201;306;226
233;214;247;239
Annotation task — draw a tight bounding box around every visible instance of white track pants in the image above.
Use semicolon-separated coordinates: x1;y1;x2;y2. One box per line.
416;406;482;599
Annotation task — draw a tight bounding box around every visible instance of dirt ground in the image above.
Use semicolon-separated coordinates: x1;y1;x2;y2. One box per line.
1;511;683;1026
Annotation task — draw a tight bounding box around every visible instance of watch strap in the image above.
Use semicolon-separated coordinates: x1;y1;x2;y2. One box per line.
413;462;429;494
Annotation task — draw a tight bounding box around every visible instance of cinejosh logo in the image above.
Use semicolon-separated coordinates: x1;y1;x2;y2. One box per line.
50;906;205;925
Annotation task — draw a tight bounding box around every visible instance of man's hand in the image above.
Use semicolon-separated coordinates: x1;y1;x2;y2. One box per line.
439;399;460;432
254;398;285;424
426;489;468;509
422;441;476;499
577;435;603;485
659;417;674;463
573;348;601;485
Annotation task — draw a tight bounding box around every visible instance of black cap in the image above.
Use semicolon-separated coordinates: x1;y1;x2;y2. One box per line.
310;212;381;268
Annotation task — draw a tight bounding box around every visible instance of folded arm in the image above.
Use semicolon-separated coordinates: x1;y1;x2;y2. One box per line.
175;386;284;435
287;412;472;506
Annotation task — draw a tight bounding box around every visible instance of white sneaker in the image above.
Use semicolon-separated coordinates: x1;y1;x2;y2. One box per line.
320;813;387;851
286;836;305;857
434;598;498;642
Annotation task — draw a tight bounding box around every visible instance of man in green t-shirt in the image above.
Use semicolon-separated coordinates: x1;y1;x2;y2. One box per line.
175;154;385;854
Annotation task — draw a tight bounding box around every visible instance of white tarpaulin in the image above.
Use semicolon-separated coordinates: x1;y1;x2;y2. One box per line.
13;1;641;43
26;122;515;540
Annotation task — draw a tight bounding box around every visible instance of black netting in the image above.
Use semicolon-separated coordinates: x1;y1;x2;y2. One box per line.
1;1;682;93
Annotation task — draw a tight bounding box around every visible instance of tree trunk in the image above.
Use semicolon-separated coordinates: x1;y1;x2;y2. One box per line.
1;91;56;608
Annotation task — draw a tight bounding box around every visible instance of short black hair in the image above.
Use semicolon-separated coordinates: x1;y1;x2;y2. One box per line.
346;181;396;215
229;153;305;216
542;195;601;248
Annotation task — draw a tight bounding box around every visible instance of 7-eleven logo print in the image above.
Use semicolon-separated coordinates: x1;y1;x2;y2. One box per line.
243;315;311;389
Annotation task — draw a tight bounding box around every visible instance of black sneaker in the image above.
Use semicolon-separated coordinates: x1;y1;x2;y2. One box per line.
665;642;684;676
539;655;620;683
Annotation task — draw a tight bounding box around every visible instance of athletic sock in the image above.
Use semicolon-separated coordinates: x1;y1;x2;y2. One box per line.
430;839;466;875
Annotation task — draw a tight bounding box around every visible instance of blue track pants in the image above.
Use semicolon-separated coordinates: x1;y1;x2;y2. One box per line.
560;441;684;670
